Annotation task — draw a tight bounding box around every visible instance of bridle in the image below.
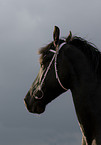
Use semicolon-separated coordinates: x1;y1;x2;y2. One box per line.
33;41;68;99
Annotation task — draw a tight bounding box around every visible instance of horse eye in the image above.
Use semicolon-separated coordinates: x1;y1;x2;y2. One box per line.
40;63;44;68
51;44;54;49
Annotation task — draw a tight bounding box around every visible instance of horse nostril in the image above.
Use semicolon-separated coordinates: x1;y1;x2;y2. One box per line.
24;98;30;109
24;98;34;113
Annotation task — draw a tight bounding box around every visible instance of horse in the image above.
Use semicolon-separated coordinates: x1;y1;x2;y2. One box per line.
24;26;101;145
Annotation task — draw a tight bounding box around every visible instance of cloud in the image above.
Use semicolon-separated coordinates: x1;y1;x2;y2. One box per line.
0;0;101;144
0;124;81;145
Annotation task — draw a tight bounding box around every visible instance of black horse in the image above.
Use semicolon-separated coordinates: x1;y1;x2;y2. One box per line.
24;26;101;145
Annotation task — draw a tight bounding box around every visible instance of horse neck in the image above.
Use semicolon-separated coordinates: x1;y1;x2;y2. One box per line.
66;46;101;144
65;45;97;96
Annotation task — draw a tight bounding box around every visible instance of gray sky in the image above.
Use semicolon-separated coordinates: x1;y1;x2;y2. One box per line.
0;0;101;144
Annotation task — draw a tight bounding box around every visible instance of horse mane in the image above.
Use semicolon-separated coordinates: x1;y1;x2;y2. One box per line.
38;36;101;78
38;42;54;65
68;36;101;78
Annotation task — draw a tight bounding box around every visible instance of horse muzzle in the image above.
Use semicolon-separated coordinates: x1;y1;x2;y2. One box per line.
24;91;45;114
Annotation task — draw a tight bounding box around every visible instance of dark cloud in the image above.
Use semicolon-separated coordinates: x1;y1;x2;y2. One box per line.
0;0;101;144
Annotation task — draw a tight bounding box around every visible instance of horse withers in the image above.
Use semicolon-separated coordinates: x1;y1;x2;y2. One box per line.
24;26;101;145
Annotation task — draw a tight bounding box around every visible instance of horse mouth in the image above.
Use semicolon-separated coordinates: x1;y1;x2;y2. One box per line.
24;99;45;114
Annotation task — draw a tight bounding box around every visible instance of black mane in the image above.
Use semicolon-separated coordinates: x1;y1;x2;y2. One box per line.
68;36;101;77
38;36;101;77
38;42;54;65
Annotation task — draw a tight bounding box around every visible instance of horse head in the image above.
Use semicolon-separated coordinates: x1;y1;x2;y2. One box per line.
24;26;71;114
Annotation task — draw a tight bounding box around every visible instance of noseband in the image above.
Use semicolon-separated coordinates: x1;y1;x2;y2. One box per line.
33;41;68;99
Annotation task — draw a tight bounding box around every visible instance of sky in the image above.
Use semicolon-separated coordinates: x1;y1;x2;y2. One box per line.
0;0;101;145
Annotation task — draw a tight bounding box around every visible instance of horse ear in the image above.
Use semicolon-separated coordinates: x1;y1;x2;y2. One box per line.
66;31;72;42
53;26;60;45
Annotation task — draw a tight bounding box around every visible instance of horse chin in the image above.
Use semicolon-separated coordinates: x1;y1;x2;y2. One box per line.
31;104;46;114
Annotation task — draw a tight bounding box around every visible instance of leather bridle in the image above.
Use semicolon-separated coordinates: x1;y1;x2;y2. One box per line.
32;41;68;99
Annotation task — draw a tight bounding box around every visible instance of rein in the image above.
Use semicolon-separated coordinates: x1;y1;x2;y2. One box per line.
34;41;67;99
